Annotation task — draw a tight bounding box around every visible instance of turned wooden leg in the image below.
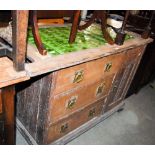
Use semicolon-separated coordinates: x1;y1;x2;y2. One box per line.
78;10;114;45
100;11;114;45
30;10;47;55
2;86;15;145
69;10;81;43
12;10;29;71
115;10;130;45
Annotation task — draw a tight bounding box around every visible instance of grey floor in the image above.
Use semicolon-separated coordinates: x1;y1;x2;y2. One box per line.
16;82;155;145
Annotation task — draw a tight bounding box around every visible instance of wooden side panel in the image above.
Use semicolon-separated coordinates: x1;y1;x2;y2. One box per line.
46;99;105;144
53;53;124;95
16;73;53;144
50;74;114;123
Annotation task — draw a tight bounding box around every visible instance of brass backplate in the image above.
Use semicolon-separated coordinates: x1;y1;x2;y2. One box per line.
73;70;84;83
104;62;112;72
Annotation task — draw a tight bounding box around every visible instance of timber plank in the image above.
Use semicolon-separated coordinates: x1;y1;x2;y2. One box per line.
0;57;29;88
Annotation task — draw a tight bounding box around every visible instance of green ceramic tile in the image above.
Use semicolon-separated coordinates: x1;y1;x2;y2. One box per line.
28;24;134;56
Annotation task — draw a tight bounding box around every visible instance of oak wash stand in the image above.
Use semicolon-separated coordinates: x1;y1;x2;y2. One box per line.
16;23;152;144
0;11;30;145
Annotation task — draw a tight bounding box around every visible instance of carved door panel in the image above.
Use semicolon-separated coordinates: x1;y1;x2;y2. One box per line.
105;62;135;111
105;67;126;105
105;46;143;111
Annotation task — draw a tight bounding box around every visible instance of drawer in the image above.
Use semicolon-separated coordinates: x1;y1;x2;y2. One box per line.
53;53;124;95
50;74;114;123
47;99;105;144
0;90;2;114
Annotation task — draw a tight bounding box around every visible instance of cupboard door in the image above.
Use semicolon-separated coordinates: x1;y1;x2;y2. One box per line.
47;99;105;144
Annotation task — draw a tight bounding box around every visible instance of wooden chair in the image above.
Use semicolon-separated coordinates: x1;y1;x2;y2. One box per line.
30;10;115;56
69;10;114;44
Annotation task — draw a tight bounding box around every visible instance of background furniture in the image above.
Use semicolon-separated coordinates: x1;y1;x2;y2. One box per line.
0;11;29;144
101;10;155;96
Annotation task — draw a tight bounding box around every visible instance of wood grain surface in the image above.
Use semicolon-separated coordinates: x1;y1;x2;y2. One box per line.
0;57;29;89
25;32;152;77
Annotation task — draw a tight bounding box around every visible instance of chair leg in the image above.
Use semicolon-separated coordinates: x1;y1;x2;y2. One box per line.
12;10;29;71
30;11;47;55
69;10;81;43
100;11;114;45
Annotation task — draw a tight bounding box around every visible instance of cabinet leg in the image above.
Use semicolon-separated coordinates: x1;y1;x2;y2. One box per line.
117;107;124;113
2;86;15;145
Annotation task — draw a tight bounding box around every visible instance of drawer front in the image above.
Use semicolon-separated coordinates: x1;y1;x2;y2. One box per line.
0;90;2;114
50;74;114;123
53;53;124;95
46;99;105;144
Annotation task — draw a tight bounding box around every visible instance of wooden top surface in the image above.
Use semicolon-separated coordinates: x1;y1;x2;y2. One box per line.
26;32;153;77
0;57;29;88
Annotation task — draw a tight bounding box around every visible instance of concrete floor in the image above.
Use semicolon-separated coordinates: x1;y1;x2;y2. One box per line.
16;82;155;145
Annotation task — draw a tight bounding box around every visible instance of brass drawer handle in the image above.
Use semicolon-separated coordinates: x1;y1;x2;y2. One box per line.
66;96;78;109
96;82;105;96
73;70;84;83
104;62;112;72
60;123;68;133
88;108;96;117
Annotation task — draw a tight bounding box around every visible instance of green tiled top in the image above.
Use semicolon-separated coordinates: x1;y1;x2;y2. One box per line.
28;24;133;56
